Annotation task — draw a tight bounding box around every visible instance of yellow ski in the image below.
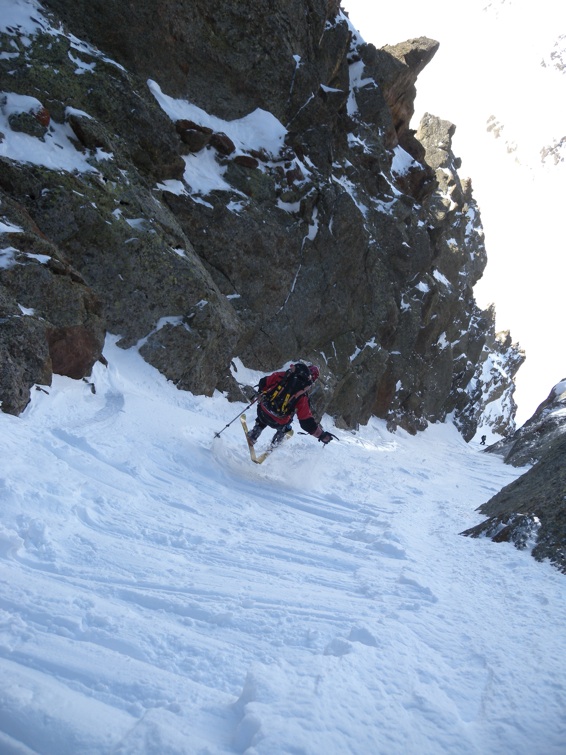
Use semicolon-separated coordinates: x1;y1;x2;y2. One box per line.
240;414;293;464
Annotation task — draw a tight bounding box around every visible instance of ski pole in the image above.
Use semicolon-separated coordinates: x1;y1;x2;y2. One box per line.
214;396;258;438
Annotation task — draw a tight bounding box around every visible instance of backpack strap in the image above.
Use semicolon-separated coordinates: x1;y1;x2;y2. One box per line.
278;382;312;415
261;365;312;418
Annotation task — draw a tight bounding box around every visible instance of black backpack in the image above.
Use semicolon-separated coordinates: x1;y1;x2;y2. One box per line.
262;363;312;418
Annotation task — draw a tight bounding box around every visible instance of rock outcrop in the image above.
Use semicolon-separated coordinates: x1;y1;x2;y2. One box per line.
1;1;521;436
0;189;105;413
462;380;566;573
486;379;566;466
454;322;525;441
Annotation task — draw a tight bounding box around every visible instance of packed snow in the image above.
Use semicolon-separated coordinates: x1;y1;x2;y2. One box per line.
0;93;100;174
148;79;287;199
148;81;287;158
1;338;565;754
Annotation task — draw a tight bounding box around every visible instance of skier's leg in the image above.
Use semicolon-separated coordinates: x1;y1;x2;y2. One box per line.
247;422;264;445
247;406;269;445
271;422;292;446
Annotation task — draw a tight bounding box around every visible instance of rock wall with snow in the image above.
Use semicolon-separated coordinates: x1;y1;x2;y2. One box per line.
486;379;566;467
462;379;566;573
0;0;523;436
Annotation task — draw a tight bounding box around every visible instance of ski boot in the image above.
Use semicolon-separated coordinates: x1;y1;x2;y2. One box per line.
271;424;292;447
246;423;263;446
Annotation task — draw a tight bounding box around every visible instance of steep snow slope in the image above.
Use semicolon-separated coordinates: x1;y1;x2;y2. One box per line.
0;338;565;754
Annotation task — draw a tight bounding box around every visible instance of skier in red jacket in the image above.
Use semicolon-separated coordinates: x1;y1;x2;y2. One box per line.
247;363;334;447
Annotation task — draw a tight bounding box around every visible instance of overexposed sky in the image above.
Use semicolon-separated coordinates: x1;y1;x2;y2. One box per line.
343;0;566;425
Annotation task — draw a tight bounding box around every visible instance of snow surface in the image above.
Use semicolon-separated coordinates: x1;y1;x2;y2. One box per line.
1;337;565;754
148;80;287;158
0;92;100;173
148;79;287;199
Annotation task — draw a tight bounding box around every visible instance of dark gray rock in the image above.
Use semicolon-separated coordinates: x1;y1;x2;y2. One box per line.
0;2;520;439
0;187;107;411
0;160;243;394
453;323;525;442
462;380;566;574
0;314;52;415
462;431;566;575
43;0;345;125
366;37;440;156
486;379;566;466
8;111;48;139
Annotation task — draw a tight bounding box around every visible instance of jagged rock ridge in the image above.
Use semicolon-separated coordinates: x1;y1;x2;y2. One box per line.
463;380;566;574
0;1;522;438
487;379;566;467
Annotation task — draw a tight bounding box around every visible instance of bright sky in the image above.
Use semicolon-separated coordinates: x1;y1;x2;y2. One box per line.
343;0;566;426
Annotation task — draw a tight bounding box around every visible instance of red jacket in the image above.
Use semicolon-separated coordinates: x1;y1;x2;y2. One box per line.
259;370;320;435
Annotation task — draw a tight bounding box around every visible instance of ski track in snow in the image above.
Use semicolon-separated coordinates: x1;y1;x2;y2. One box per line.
0;339;565;754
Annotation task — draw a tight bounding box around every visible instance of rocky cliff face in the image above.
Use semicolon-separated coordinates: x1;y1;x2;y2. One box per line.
462;380;566;573
486;379;566;467
0;1;522;437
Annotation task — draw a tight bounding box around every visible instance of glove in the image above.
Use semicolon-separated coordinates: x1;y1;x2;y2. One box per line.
318;431;334;444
